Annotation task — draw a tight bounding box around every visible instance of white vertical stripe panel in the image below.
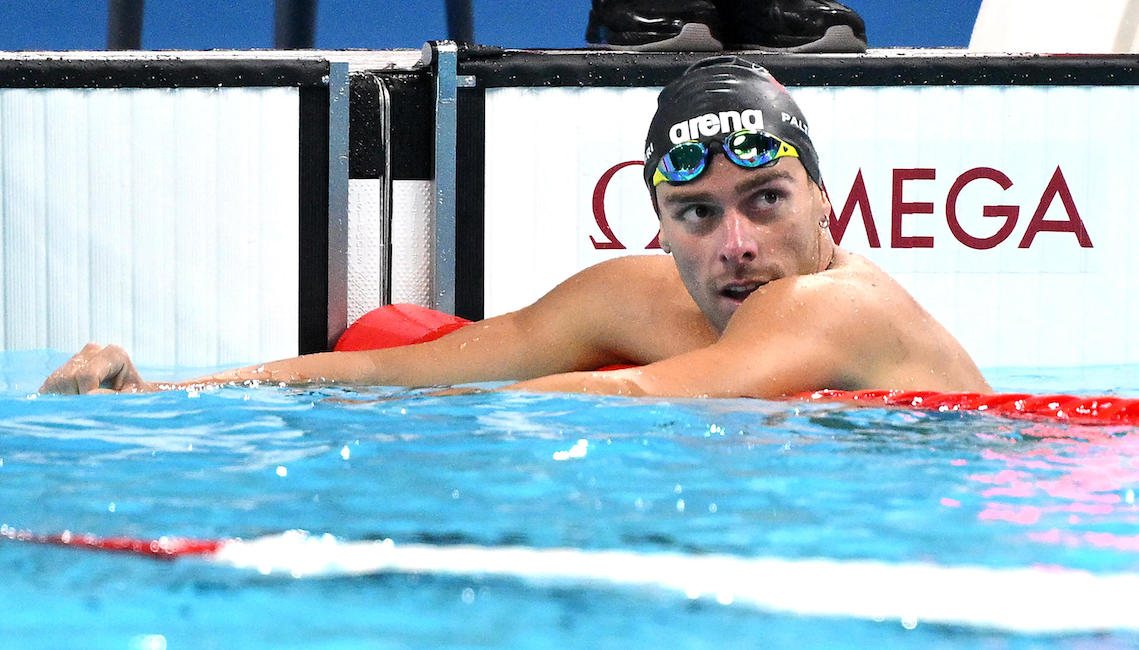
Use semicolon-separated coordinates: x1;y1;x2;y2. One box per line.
130;90;177;366
251;88;300;362
391;179;434;307
214;89;257;365
0;87;299;368
173;89;219;367
1;91;47;349
86;89;135;352
44;89;91;351
347;178;381;323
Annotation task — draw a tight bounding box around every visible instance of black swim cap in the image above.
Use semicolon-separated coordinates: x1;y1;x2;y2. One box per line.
643;56;821;195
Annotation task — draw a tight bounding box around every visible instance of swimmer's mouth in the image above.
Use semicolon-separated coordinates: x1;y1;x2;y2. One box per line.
720;282;764;302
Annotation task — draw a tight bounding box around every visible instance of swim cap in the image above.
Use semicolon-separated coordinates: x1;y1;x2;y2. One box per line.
643;56;822;196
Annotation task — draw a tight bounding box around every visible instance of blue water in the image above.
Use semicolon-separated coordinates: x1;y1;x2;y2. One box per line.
1;350;1138;649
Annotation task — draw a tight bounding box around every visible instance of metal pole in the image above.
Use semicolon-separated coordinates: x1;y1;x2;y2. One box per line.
445;0;474;43
107;0;145;50
275;0;318;49
326;62;351;349
431;42;459;314
423;41;477;314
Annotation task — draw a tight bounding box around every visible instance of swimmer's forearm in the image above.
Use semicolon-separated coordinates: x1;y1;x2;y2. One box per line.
173;351;390;389
173;338;522;390
504;368;653;397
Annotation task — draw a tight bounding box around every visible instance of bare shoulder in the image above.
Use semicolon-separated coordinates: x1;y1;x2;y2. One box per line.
724;249;988;393
719;251;916;377
524;254;713;364
535;255;690;317
729;251;900;327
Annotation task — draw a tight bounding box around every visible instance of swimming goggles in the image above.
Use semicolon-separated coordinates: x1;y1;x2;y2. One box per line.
652;129;800;187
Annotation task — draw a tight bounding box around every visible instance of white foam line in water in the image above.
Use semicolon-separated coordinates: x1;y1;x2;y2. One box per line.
213;531;1139;634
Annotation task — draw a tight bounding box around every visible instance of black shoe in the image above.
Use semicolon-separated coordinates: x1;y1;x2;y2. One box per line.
712;0;867;52
585;0;724;51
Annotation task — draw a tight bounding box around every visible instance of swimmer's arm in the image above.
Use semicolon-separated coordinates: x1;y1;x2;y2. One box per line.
177;270;630;389
501;339;836;400
40;312;600;394
40;262;630;394
503;280;851;399
175;311;592;389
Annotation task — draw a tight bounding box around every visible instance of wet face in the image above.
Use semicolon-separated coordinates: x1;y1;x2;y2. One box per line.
655;155;833;332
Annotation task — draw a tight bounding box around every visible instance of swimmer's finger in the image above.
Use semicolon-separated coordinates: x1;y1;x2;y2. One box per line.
107;358;154;393
92;344;153;393
102;346;158;393
75;345;128;394
39;343;104;395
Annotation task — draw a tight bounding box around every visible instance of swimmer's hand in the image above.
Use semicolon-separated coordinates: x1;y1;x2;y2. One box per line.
39;343;157;395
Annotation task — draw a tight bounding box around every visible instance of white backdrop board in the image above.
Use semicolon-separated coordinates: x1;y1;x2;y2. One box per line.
0;86;299;367
481;74;1138;369
0;53;344;368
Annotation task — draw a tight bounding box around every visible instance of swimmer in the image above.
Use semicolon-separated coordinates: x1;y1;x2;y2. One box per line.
41;56;990;398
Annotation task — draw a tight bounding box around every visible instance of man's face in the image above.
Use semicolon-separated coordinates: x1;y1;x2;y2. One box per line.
655;155;832;332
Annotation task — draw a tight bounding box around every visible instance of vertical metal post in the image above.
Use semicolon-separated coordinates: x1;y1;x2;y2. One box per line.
107;0;145;50
423;41;476;314
326;61;350;349
445;0;475;43
375;77;394;306
430;42;459;314
275;0;318;49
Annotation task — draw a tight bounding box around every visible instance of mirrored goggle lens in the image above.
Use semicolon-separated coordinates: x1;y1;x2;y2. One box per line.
657;141;708;183
724;131;783;167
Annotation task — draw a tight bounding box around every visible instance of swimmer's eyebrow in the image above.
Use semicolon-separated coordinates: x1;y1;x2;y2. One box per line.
659;168;796;206
733;169;796;194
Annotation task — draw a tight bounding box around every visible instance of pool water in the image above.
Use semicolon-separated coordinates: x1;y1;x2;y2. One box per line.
1;350;1138;649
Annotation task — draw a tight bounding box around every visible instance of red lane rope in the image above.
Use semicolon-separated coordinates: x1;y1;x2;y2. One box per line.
795;390;1139;426
1;526;223;559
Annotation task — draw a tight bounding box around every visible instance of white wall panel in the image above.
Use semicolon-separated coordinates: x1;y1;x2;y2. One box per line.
1;91;47;350
483;84;1139;369
44;90;91;352
484;87;660;318
347;178;381;323
172;89;219;367
391;179;434;307
0;87;299;368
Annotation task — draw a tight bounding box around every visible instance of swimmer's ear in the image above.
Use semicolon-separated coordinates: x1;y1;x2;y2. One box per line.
816;180;832;215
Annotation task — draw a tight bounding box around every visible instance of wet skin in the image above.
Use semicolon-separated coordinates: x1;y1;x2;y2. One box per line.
655;155;834;333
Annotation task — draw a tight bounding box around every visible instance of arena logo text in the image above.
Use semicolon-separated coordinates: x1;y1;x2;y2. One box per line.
590;162;1092;251
667;109;764;143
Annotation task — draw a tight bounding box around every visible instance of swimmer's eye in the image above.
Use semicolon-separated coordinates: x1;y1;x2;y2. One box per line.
754;189;783;208
676;204;717;223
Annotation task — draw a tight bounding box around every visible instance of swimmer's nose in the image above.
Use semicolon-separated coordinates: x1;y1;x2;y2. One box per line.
719;210;758;265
